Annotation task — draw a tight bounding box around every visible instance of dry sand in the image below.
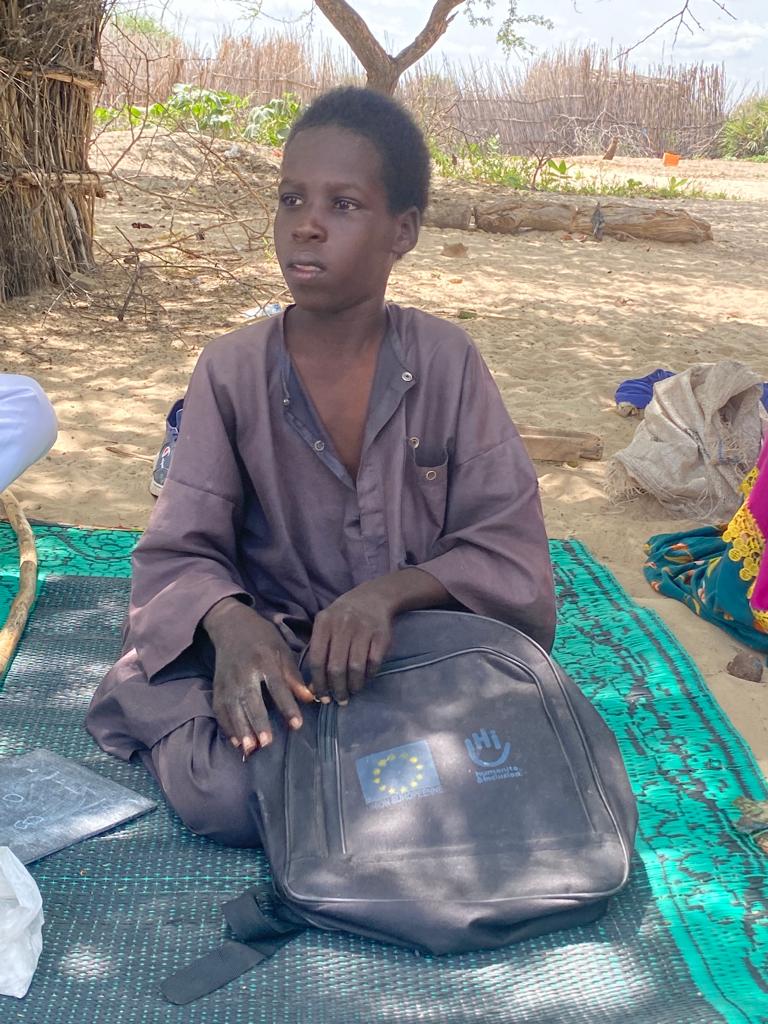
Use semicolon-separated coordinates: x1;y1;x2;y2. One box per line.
2;131;768;772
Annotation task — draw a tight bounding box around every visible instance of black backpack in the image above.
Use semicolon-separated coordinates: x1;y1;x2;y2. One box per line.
163;610;637;1005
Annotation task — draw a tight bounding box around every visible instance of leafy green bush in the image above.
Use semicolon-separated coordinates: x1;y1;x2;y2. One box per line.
722;97;768;158
430;137;530;189
94;88;300;143
243;93;302;147
147;84;248;136
430;138;728;200
93;104;144;129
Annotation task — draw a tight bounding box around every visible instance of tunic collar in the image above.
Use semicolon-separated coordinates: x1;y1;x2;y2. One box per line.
274;304;416;488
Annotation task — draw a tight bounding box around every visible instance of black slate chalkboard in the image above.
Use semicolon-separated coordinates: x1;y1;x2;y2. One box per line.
0;749;156;863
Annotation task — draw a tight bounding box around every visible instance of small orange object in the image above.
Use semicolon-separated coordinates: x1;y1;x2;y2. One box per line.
662;151;680;167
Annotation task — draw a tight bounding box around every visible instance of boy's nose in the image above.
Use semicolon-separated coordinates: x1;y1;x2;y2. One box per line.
292;208;326;242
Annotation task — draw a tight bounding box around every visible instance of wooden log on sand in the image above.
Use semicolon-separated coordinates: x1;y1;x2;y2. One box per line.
475;197;712;243
0;489;38;676
422;198;473;230
517;427;604;463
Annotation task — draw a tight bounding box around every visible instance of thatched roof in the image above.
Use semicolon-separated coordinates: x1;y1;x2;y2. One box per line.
0;0;108;301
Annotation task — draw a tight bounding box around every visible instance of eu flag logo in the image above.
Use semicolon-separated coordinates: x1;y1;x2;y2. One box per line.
356;740;442;807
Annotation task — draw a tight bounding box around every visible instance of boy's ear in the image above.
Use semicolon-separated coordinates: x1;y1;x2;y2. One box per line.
392;207;421;258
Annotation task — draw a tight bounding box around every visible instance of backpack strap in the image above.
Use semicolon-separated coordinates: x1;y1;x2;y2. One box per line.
161;887;305;1005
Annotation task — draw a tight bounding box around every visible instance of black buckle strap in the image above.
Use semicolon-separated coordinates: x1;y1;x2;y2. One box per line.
223;887;303;940
161;888;305;1005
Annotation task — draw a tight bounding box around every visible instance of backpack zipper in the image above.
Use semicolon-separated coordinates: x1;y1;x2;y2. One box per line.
317;702;346;855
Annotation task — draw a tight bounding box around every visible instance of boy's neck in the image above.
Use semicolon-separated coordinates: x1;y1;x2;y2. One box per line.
285;301;388;360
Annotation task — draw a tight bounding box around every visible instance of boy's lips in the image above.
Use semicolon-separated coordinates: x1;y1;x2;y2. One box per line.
287;258;325;281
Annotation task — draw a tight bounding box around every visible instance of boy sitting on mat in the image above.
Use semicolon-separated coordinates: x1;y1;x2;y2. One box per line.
86;87;555;846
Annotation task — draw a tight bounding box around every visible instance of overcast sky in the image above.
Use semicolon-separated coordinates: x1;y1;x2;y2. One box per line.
137;1;767;92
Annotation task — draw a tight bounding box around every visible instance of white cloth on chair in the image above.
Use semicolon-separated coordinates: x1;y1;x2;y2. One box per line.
0;375;57;491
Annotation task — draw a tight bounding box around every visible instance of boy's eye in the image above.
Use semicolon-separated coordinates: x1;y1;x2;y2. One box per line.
280;194;302;207
334;198;359;211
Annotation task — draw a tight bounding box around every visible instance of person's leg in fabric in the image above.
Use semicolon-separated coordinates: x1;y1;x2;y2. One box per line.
87;649;262;847
138;715;262;847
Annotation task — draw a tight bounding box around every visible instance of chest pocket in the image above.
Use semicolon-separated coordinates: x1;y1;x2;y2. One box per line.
402;437;451;553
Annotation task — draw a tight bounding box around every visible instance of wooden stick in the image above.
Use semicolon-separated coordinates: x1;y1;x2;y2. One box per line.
517;426;604;463
0;490;38;677
0;169;103;192
0;58;102;91
105;444;154;463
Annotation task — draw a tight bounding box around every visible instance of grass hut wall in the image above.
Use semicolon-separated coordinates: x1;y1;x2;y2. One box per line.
0;0;107;302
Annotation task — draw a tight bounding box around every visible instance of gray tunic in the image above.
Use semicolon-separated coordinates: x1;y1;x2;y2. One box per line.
87;304;555;761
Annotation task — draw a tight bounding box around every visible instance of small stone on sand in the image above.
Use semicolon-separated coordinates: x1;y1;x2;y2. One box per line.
726;651;764;683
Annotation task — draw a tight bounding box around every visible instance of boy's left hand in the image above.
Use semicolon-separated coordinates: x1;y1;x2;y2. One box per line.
307;584;393;706
307;568;451;704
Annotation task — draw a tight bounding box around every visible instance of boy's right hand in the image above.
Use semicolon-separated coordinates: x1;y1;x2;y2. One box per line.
203;598;314;756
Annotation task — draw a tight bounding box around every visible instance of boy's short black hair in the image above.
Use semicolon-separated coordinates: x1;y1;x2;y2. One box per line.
287;86;431;215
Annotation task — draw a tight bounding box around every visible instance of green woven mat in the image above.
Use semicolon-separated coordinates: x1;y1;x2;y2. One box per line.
0;523;766;1022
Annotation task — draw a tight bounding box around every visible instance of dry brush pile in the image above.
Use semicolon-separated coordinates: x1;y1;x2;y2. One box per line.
0;0;109;302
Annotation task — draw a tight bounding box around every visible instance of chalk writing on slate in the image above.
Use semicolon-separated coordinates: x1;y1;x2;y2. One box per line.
0;748;156;864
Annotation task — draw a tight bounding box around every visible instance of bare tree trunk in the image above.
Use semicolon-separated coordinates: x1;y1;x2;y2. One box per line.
364;60;400;96
314;0;464;95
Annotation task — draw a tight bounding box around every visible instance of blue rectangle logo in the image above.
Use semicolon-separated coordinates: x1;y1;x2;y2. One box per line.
356;740;442;807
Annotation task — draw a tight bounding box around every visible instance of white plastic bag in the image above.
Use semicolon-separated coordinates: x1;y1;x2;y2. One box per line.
0;847;44;998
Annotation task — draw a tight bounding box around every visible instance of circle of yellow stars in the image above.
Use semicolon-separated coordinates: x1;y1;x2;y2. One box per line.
372;752;425;795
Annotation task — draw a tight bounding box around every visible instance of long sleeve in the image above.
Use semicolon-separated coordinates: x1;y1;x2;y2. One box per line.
0;375;57;491
415;345;556;651
128;344;254;679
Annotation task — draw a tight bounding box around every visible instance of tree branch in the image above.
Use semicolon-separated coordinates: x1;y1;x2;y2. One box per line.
313;0;390;69
616;0;735;58
393;1;465;73
313;0;468;91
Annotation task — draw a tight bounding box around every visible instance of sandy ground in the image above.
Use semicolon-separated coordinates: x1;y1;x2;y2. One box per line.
2;130;768;773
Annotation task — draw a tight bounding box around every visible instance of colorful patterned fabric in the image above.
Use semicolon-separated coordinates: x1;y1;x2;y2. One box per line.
645;439;768;649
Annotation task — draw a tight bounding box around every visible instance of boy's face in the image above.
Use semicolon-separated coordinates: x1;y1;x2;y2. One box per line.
274;125;419;316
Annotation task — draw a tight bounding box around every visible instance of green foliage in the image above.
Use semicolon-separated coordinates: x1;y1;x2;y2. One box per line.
431;136;526;188
243;93;302;146
93;104;144;129
722;97;768;159
430;137;729;200
458;136;525;185
112;10;173;39
149;84;248;136
94;86;248;137
93;105;117;128
93;88;301;143
463;0;553;54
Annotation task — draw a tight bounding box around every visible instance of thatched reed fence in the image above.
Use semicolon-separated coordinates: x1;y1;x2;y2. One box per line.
0;0;108;302
451;47;728;158
97;25;729;159
97;25;360;113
